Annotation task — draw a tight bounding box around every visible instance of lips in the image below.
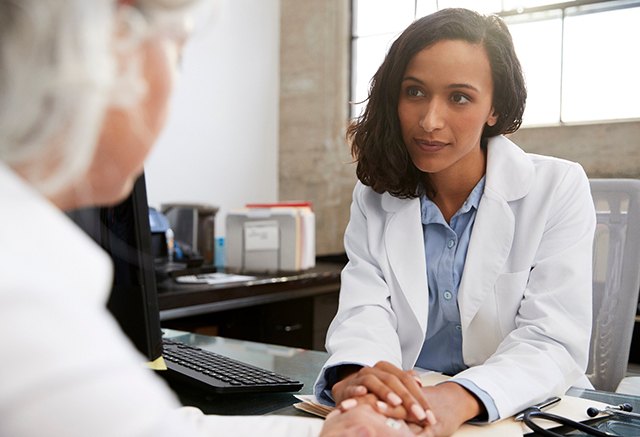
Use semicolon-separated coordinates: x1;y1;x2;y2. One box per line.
414;138;448;152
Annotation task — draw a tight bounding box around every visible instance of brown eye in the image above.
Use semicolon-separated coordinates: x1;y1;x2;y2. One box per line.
451;93;471;105
406;86;425;97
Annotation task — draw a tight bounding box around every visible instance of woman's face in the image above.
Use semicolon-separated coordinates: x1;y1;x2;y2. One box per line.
397;39;497;181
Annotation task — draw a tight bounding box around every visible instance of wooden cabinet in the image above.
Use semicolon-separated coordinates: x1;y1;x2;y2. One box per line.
157;263;342;351
161;293;338;350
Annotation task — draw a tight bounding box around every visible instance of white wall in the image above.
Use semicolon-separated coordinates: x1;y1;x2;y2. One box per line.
145;0;280;236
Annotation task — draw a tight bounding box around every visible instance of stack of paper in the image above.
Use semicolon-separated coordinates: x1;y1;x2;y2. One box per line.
225;202;315;273
292;371;610;437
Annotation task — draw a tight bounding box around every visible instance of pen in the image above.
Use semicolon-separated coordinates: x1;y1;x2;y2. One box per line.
514;396;562;421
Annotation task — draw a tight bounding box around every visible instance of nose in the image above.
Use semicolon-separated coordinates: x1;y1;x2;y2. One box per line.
418;100;445;132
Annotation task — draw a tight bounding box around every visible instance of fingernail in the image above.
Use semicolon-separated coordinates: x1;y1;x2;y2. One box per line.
414;376;423;387
387;392;402;406
411;404;427;421
355;385;367;394
326;409;341;419
425;409;437;425
340;398;358;410
376;400;388;412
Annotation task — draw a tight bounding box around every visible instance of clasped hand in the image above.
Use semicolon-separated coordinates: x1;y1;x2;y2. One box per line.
330;361;481;436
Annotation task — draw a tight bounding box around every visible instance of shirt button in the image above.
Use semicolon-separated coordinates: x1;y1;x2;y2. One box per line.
447;239;455;249
455;324;462;331
443;290;453;300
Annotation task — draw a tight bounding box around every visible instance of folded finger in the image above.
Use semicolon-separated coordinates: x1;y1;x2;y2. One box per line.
372;363;434;424
339;393;398;417
353;368;404;407
343;384;367;398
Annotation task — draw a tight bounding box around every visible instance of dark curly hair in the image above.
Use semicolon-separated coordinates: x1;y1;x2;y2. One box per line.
349;8;527;198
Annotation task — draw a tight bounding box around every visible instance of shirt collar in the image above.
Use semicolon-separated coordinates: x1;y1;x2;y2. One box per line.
420;176;486;225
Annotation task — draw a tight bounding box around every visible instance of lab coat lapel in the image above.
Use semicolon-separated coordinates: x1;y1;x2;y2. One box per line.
458;193;514;328
458;136;533;328
382;194;429;334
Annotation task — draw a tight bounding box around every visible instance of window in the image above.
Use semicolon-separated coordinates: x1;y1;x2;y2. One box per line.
561;3;640;122
505;11;563;125
351;0;640;126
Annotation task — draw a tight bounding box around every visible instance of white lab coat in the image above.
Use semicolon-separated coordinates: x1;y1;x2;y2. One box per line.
0;162;323;437
315;135;596;420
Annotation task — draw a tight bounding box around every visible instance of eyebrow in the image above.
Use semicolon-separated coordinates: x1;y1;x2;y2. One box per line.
401;76;480;92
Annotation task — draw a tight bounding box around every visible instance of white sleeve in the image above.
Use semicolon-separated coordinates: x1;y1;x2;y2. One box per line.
0;275;323;437
167;407;324;436
314;183;403;400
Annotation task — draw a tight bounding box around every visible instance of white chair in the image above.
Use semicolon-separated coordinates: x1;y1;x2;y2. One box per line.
616;374;640;394
586;179;640;393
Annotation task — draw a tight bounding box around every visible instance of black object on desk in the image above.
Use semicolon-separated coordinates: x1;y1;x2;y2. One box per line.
523;388;640;436
162;338;303;394
69;173;308;403
161;330;328;416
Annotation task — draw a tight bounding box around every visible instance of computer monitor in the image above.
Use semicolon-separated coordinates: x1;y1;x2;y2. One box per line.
67;172;163;362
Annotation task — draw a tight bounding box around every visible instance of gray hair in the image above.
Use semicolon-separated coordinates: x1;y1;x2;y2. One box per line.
0;0;197;195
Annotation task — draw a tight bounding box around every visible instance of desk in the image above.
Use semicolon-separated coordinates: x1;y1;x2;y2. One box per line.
157;263;342;350
162;329;325;416
163;329;640;435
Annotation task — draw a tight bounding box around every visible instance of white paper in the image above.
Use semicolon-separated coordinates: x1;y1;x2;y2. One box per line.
243;220;280;251
175;272;257;285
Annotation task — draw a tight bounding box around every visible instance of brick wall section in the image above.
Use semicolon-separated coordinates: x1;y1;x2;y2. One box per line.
510;121;640;179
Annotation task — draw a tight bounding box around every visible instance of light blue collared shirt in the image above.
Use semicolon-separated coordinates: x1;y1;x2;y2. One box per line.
415;176;499;422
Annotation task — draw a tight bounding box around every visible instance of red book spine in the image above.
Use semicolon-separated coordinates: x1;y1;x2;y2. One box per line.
245;201;313;210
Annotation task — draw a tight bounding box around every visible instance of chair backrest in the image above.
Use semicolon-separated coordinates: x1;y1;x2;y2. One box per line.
587;178;640;391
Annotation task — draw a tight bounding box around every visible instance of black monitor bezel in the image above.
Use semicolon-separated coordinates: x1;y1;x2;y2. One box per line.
68;173;163;362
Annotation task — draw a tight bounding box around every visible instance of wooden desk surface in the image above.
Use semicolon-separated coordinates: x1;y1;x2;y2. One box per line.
157;262;342;321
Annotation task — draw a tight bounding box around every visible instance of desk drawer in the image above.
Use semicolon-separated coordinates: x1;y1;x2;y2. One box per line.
161;291;340;350
163;298;315;349
261;298;313;348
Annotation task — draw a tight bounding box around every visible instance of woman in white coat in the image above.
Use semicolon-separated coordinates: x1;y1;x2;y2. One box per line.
314;8;596;436
0;1;418;436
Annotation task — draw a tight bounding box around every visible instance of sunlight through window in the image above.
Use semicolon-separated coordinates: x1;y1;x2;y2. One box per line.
351;0;640;125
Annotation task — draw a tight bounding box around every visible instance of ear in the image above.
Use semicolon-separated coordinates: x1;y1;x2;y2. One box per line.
486;108;498;127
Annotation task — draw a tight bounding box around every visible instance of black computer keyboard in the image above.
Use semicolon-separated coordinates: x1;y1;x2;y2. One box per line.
161;339;304;394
